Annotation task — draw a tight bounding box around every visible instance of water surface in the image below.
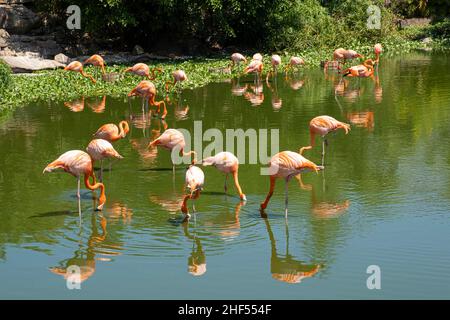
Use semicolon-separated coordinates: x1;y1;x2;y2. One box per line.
1;51;450;299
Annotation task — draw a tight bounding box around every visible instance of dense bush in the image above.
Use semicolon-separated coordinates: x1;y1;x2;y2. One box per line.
0;61;12;93
35;0;448;53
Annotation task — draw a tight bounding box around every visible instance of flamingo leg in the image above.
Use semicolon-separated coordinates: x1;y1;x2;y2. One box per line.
322;138;326;166
284;177;289;217
261;176;276;210
141;97;145;114
100;160;104;182
224;173;228;194
77;177;81;220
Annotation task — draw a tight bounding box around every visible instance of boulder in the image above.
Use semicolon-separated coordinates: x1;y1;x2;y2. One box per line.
0;28;8;47
54;53;70;64
132;45;145;55
0;55;65;73
0;4;40;34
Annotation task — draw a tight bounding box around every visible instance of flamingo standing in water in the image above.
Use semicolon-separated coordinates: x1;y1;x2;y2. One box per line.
181;165;205;220
266;54;281;82
374;43;382;64
124;63;162;80
202;151;246;201
299;115;351;165
86;139;123;180
84;54;106;75
230;53;247;69
285;57;305;73
43;150;106;215
149;129;197;170
326;48;364;71
165;70;188;92
64;61;96;83
260;151;323;215
342;59;375;78
244;59;263;84
128;80;167;118
93;121;130;142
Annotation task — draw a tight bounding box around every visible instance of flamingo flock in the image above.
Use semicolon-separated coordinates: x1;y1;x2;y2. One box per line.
48;44;382;222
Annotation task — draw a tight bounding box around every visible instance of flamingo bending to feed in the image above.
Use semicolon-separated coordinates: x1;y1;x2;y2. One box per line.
299;115;351;164
43;150;106;213
244;59;263;82
124;63;162;80
149;129;197;170
93;121;129;142
165;70;188;92
260;151;323;215
202;151;246;201
86;139;123;180
64;61;96;83
230;53;247;69
84;54;106;75
285;57;305;73
342;59;375;78
181;165;205;219
128;80;167;118
326;48;363;71
266;54;282;82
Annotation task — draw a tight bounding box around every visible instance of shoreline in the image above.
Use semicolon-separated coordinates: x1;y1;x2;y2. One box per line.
0;40;446;112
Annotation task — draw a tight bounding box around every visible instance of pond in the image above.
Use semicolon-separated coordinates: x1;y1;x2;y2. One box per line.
1;51;450;299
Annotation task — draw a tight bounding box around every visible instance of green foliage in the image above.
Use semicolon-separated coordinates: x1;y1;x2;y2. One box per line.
0;61;12;93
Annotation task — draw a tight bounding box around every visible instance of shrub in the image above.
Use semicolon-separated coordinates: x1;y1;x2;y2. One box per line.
0;61;12;93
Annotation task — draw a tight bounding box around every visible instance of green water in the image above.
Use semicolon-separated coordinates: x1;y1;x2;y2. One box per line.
1;51;450;299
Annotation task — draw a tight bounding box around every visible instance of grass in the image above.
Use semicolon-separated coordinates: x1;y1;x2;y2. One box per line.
0;30;446;112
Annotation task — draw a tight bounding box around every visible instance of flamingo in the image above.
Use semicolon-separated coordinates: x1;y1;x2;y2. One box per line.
149;129;197;170
86;139;123;180
202;151;246;201
244;59;263;84
342;59;375;78
64;61;96;83
230;53;247;69
266;54;281;82
327;48;364;71
128;80;167;118
260;151;323;215
43;150;106;215
165;70;188;92
252;53;263;61
285;56;305;73
181;165;205;220
374;43;382;64
93;121;129;142
124;63;162;80
84;54;106;75
299;115;351;165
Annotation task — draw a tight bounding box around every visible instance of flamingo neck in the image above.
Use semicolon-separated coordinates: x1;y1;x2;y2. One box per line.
84;174;106;210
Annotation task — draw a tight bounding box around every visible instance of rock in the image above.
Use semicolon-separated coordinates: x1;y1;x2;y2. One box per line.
54;53;70;64
0;4;40;34
4;34;62;58
132;45;145;55
0;28;8;47
0;56;65;73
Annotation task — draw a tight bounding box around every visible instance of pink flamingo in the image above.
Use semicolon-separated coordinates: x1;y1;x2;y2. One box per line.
252;53;263;61
149;129;197;170
342;59;375;78
326;48;364;71
299;115;351;165
230;53;247;69
181;165;205;220
202;151;246;201
260;151;323;215
124;63;162;80
43;150;106;215
374;43;382;64
84;54;106;75
165;70;188;92
244;59;263;83
128;80;167;117
266;54;282;82
93;121;130;142
86;139;123;180
64;61;96;83
285;56;305;73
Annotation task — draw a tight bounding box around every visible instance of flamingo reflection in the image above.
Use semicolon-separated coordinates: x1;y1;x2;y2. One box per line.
87;96;107;114
346;111;374;131
64;97;85;112
260;212;321;284
231;77;248;97
182;220;206;276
